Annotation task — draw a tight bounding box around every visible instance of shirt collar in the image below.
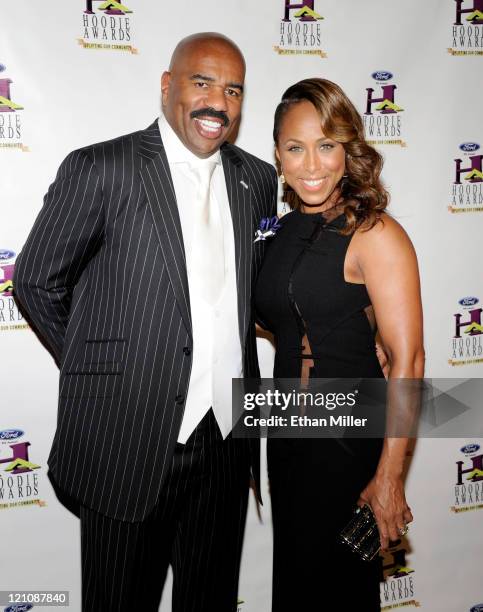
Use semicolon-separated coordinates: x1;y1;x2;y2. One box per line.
158;112;221;166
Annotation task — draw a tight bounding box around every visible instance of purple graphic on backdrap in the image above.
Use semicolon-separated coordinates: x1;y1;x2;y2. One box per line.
380;539;417;608
0;69;24;145
452;445;483;512
0;250;15;297
454;307;482;337
0;77;23;113
365;73;403;115
0;435;43;510
0;250;27;330
80;0;134;50
362;72;404;146
456;453;483;485
282;0;317;21
365;85;398;115
383;544;414;580
450;0;483;53
454;0;483;25
0;443;36;475
0;263;14;297
450;143;483;212
275;0;325;55
454;154;483;183
450;298;483;364
84;0;132;15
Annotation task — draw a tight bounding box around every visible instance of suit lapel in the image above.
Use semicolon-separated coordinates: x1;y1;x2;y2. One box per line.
222;144;253;351
139;120;192;337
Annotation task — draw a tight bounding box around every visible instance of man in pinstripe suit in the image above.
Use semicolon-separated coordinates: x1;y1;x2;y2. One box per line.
14;33;277;611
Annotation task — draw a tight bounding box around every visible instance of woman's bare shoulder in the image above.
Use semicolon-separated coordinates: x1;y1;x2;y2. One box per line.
355;212;415;253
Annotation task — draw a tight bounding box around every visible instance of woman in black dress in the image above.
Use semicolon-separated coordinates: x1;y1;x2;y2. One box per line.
255;79;424;611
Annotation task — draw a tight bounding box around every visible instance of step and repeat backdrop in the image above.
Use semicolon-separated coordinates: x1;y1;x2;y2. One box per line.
1;1;482;610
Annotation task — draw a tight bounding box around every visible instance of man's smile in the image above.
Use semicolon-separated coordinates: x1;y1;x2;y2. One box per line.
193;116;225;139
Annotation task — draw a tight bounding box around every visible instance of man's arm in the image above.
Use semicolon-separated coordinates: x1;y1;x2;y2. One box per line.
14;148;104;366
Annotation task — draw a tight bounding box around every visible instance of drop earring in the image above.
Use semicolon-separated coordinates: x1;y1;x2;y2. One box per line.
280;172;286;184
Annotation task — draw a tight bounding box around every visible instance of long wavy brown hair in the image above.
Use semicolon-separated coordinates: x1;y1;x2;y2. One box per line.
273;78;389;234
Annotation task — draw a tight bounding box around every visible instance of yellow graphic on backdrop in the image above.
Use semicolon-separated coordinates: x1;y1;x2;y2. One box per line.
3;459;41;472
293;6;323;20
0;280;13;295
0;96;23;111
375;100;404;113
466;10;483;21
465;468;483;480
464;322;483;334
97;0;132;12
386;565;414;578
464;169;483;181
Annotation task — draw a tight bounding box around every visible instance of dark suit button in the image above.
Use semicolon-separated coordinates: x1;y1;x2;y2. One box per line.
183;346;191;356
175;394;185;404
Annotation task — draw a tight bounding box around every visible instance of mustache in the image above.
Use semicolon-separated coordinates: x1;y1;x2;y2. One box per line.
190;107;229;128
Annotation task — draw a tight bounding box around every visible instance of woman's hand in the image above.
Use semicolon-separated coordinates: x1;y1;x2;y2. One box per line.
357;471;413;551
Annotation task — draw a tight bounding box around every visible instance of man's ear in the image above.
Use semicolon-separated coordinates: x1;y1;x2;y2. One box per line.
161;71;171;107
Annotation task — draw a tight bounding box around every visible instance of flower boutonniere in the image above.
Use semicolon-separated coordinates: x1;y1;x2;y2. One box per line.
254;216;282;243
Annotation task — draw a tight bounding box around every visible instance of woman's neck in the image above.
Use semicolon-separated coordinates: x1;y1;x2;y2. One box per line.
300;187;344;219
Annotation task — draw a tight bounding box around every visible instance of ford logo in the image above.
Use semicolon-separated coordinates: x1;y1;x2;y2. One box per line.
470;605;483;612
458;297;479;307
460;142;480;153
0;249;16;261
5;605;34;612
0;63;6;73
372;71;393;81
461;444;480;454
0;429;24;441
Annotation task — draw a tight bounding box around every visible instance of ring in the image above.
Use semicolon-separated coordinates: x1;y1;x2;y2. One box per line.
398;524;409;536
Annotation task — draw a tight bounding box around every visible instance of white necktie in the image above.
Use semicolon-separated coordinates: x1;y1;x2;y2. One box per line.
189;161;225;305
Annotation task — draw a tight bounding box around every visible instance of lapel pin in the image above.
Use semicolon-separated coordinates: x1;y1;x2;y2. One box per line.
240;180;249;190
254;216;282;242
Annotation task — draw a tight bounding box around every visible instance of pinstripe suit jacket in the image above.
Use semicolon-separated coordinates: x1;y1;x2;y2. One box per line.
14;119;277;522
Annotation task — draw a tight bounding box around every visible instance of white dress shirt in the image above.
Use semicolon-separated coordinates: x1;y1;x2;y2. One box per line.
157;113;243;443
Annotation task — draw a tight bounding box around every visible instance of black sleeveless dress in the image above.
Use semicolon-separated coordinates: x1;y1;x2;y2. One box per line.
255;209;384;611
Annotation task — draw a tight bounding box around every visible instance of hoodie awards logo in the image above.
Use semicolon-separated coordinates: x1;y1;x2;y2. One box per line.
362;72;406;148
0;250;28;331
0;64;28;152
0;429;45;511
451;443;483;513
380;539;419;610
449;296;483;366
448;0;483;55
78;0;137;53
274;1;327;57
449;142;483;213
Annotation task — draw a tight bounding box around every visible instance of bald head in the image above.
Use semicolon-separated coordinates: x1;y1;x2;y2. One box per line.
161;33;246;158
169;32;245;74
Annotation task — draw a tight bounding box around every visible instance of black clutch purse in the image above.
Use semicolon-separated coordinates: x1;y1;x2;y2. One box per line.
340;504;380;561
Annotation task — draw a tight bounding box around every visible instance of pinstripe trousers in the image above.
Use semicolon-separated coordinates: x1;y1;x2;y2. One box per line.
80;409;250;612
